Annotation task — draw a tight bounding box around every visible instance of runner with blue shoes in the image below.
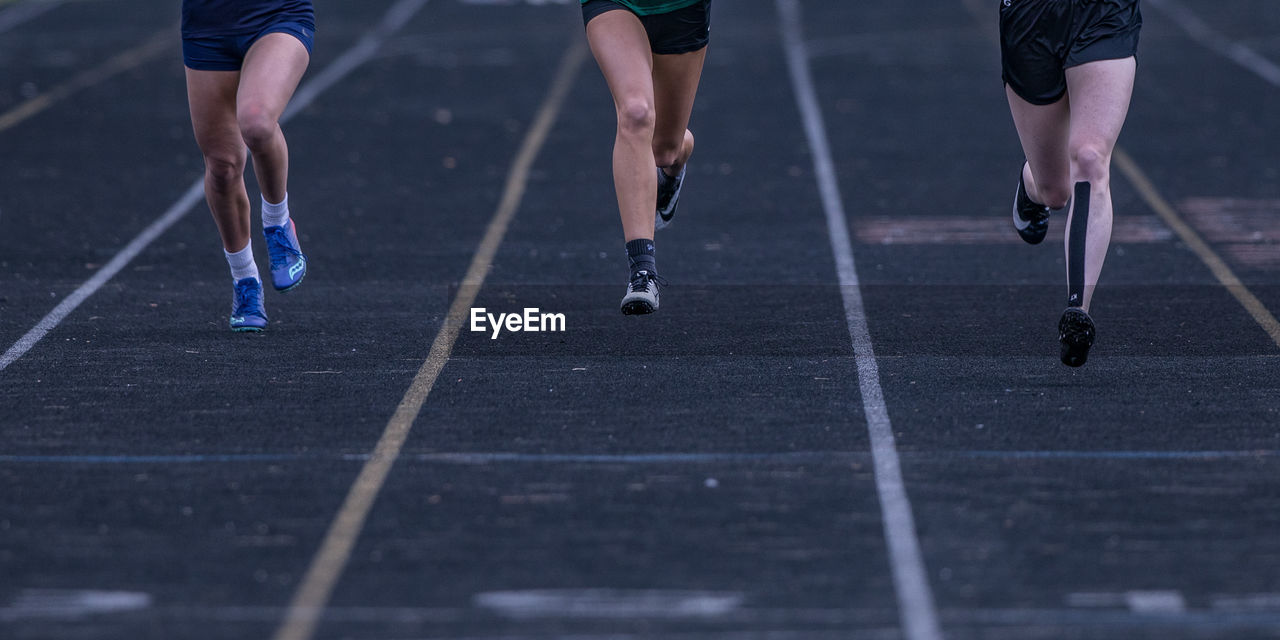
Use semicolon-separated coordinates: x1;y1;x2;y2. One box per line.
182;0;312;332
581;0;711;315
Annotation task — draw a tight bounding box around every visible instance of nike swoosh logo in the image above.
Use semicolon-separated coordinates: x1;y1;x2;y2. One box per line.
1013;205;1033;231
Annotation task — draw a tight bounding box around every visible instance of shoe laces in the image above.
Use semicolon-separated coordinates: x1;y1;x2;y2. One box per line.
264;226;302;268
234;279;263;315
1025;207;1050;227
629;269;668;293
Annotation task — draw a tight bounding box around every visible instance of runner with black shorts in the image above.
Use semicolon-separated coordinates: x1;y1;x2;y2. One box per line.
581;0;711;314
1001;0;1141;366
183;0;313;332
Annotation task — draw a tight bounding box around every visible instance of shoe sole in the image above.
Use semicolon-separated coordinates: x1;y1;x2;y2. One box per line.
1059;309;1095;367
621;299;657;315
231;325;265;333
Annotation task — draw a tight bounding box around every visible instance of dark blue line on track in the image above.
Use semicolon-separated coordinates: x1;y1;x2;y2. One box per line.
958;450;1280;460
4;451;1279;464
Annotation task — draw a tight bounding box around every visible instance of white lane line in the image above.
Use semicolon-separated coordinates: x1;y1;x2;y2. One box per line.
269;38;588;640
0;0;63;35
776;2;944;640
0;0;430;374
1145;0;1280;87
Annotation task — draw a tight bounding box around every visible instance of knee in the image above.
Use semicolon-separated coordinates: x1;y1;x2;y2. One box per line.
1070;143;1111;185
203;153;244;188
237;103;279;150
616;98;655;139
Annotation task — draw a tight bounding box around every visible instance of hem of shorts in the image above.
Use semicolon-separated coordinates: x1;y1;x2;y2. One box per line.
184;60;243;72
582;2;626;25
1063;51;1136;71
652;41;708;55
1002;80;1066;107
257;24;315;54
182;20;315;40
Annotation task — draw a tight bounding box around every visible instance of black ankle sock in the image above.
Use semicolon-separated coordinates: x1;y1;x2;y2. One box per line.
626;238;656;273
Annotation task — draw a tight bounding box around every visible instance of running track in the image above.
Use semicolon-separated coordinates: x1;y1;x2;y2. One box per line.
1;1;1279;639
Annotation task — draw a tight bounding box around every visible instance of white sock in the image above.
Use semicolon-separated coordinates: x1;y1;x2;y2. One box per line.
262;193;290;228
224;241;259;283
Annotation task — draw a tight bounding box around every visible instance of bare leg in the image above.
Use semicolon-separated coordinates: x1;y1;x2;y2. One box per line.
652;47;706;177
186;68;250;252
237;32;310;204
1062;57;1135;310
587;11;659;242
1005;86;1072;210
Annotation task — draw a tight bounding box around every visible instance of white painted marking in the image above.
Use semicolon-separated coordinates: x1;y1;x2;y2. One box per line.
1126;590;1187;614
1213;593;1280;612
776;2;943;640
1067;590;1188;614
854;215;1173;245
0;0;63;35
0;0;427;374
1146;0;1280;87
1178;198;1280;244
0;589;151;620
1066;591;1126;608
474;589;743;619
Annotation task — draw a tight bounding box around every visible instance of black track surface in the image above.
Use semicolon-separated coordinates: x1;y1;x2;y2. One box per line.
2;1;1279;639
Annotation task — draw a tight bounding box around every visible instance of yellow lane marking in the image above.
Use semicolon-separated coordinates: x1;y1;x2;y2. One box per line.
269;40;588;640
0;28;170;134
1114;149;1280;348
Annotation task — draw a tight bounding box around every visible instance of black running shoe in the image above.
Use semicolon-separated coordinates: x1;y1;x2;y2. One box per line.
1059;307;1096;367
1013;171;1050;245
655;164;685;230
620;267;666;315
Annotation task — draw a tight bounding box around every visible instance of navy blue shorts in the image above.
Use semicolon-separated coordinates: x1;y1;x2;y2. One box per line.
582;0;711;55
182;20;314;72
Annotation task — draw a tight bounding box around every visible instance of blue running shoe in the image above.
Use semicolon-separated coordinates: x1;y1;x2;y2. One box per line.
229;277;268;332
264;219;307;292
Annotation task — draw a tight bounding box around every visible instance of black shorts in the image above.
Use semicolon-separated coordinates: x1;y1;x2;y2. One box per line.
1000;0;1141;105
582;0;711;55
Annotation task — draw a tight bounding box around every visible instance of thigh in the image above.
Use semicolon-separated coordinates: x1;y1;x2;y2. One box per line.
585;9;655;109
1064;56;1135;150
652;47;706;144
1006;85;1071;190
186;67;244;156
237;31;310;120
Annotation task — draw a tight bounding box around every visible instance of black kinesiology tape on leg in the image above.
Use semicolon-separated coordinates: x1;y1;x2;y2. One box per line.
1067;181;1090;308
